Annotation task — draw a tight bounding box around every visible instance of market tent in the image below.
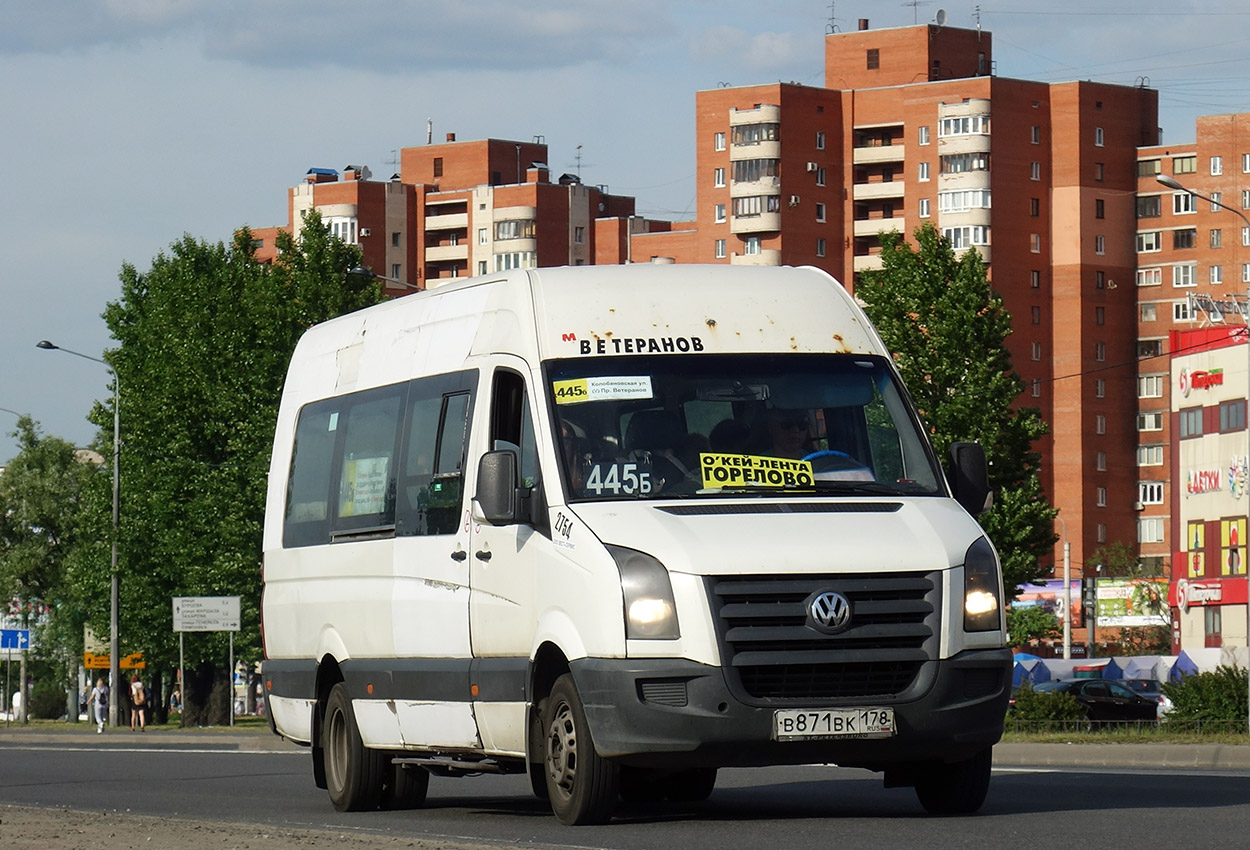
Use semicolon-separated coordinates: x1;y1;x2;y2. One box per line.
1170;650;1200;681
1122;655;1168;681
1101;658;1124;679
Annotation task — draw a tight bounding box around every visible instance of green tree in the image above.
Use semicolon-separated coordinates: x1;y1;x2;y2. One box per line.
857;224;1056;594
92;213;383;721
1006;604;1061;646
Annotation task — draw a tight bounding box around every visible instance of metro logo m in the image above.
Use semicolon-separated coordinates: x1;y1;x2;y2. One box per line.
561;333;577;342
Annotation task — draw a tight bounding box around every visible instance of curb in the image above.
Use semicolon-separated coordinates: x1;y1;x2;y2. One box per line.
993;742;1250;770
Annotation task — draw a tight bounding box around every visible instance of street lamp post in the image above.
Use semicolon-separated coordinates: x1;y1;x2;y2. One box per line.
1055;515;1071;660
36;340;121;729
1156;173;1250;734
346;264;422;293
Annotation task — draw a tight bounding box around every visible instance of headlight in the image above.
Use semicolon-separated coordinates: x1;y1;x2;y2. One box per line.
963;536;1003;632
608;545;680;640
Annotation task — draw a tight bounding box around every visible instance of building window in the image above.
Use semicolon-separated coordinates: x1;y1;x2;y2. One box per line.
815;237;827;258
478;228;488;245
816;167;827;187
866;48;879;69
1031;125;1041;144
714;167;725;187
478;261;488;275
1205;607;1222;645
1179;407;1203;438
1174;192;1197;214
494;251;536;271
1139;517;1165;544
392;232;402;248
1096;305;1105;325
1221;400;1247;432
1031;270;1041;288
1137;445;1164;466
1031;233;1041;253
574;226;585;244
1212;192;1222;212
1244;263;1250;283
1212;265;1224;285
732;195;781;218
1031;379;1041;398
1138;375;1165;398
1031;306;1041;325
918;125;930;145
714;132;725;151
1243;226;1250;247
1212;155;1224;175
1096;487;1107;507
939;115;991;137
715;238;726;259
942;225;990;249
1138;159;1161;177
1096;414;1106;434
1095;163;1104;181
1137;231;1162;253
941;153;991;174
744;236;762;255
1212;229;1224;248
815;202;826;222
1030;161;1041;181
1174;300;1192;321
433;157;443;178
1030;198;1040;217
1095;235;1105;255
1095;378;1106;398
1095;127;1105;146
1173;155;1197;174
1094;341;1106;362
816;131;826;150
1137;195;1162;218
714;204;726;223
1095;198;1105;219
495;220;535;240
918;161;930;182
1173;229;1197;250
1031;342;1042;361
1244;153;1250;173
391;264;402;279
1141;302;1158;321
1138;411;1163;431
938;189;992;212
1138;339;1163;358
1095;271;1106;290
1139;482;1164;505
919;198;931;218
1173;264;1196;287
1096;451;1107;471
1137;267;1162;286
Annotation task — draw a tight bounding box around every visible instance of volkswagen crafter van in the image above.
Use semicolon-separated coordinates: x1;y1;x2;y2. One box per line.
260;263;1011;824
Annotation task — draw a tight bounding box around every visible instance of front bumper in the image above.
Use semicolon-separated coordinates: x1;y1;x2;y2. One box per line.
571;647;1011;770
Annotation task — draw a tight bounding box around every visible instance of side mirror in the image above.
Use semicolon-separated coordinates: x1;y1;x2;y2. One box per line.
948;441;992;516
473;450;519;525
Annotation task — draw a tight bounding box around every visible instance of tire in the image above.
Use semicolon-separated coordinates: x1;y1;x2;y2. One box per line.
323;682;386;812
542;674;618;825
619;767;667;803
528;703;550;801
914;747;992;816
380;758;430;811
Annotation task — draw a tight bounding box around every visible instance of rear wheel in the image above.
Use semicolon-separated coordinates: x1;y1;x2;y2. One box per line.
323;682;386;812
914;747;992;816
543;674;618;825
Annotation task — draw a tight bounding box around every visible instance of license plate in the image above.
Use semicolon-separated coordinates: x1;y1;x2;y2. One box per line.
773;707;895;741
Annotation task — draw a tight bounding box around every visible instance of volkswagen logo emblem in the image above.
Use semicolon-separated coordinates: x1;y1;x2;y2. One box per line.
808;590;852;633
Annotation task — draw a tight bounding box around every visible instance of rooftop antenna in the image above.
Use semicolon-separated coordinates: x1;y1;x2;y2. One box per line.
826;0;839;34
974;3;982;35
426;118;432;145
903;0;932;25
575;145;583;180
935;8;947;28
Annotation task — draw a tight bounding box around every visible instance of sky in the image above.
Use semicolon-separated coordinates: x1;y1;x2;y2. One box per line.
2;0;1249;464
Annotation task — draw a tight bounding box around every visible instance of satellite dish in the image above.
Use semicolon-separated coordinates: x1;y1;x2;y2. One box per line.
935;8;947;25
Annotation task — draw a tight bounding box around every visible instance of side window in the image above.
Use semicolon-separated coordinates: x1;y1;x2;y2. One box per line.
283;384;405;547
491;370;539;489
397;371;476;537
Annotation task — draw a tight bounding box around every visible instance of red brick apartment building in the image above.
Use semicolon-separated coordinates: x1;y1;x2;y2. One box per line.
1136;114;1250;647
257;20;1170;598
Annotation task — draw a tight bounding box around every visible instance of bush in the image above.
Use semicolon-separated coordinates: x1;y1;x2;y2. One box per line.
1009;684;1087;722
30;681;70;720
1163;665;1249;725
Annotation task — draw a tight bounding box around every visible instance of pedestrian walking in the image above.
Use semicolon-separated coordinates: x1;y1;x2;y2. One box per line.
129;674;147;731
87;678;109;733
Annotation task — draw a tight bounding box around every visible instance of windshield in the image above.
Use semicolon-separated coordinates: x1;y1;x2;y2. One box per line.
546;353;944;502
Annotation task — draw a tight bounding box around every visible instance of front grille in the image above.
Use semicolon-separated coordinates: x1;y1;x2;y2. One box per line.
710;572;938;701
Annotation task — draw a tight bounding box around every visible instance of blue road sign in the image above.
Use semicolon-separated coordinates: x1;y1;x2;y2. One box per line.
0;629;31;650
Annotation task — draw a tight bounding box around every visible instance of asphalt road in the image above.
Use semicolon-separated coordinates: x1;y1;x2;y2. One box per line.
2;729;1249;849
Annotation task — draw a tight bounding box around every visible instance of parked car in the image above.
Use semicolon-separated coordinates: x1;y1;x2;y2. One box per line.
1121;679;1173;718
1032;679;1159;723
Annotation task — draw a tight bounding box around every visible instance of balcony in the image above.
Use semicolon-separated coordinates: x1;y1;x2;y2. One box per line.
425;244;468;262
854;217;907;238
938;133;991;155
494;206;536;221
730;211;782;234
852;145;907;165
731;249;782;267
851;181;905;201
729;177;781;198
729;104;782;125
425;212;468;231
853;254;885;272
730;140;781;161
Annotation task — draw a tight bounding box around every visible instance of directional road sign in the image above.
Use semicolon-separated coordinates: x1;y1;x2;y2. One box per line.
0;629;31;650
173;596;240;632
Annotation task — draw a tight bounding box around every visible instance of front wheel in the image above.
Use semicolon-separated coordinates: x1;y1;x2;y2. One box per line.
323;682;386;812
543;674;618;825
914;747;992;816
